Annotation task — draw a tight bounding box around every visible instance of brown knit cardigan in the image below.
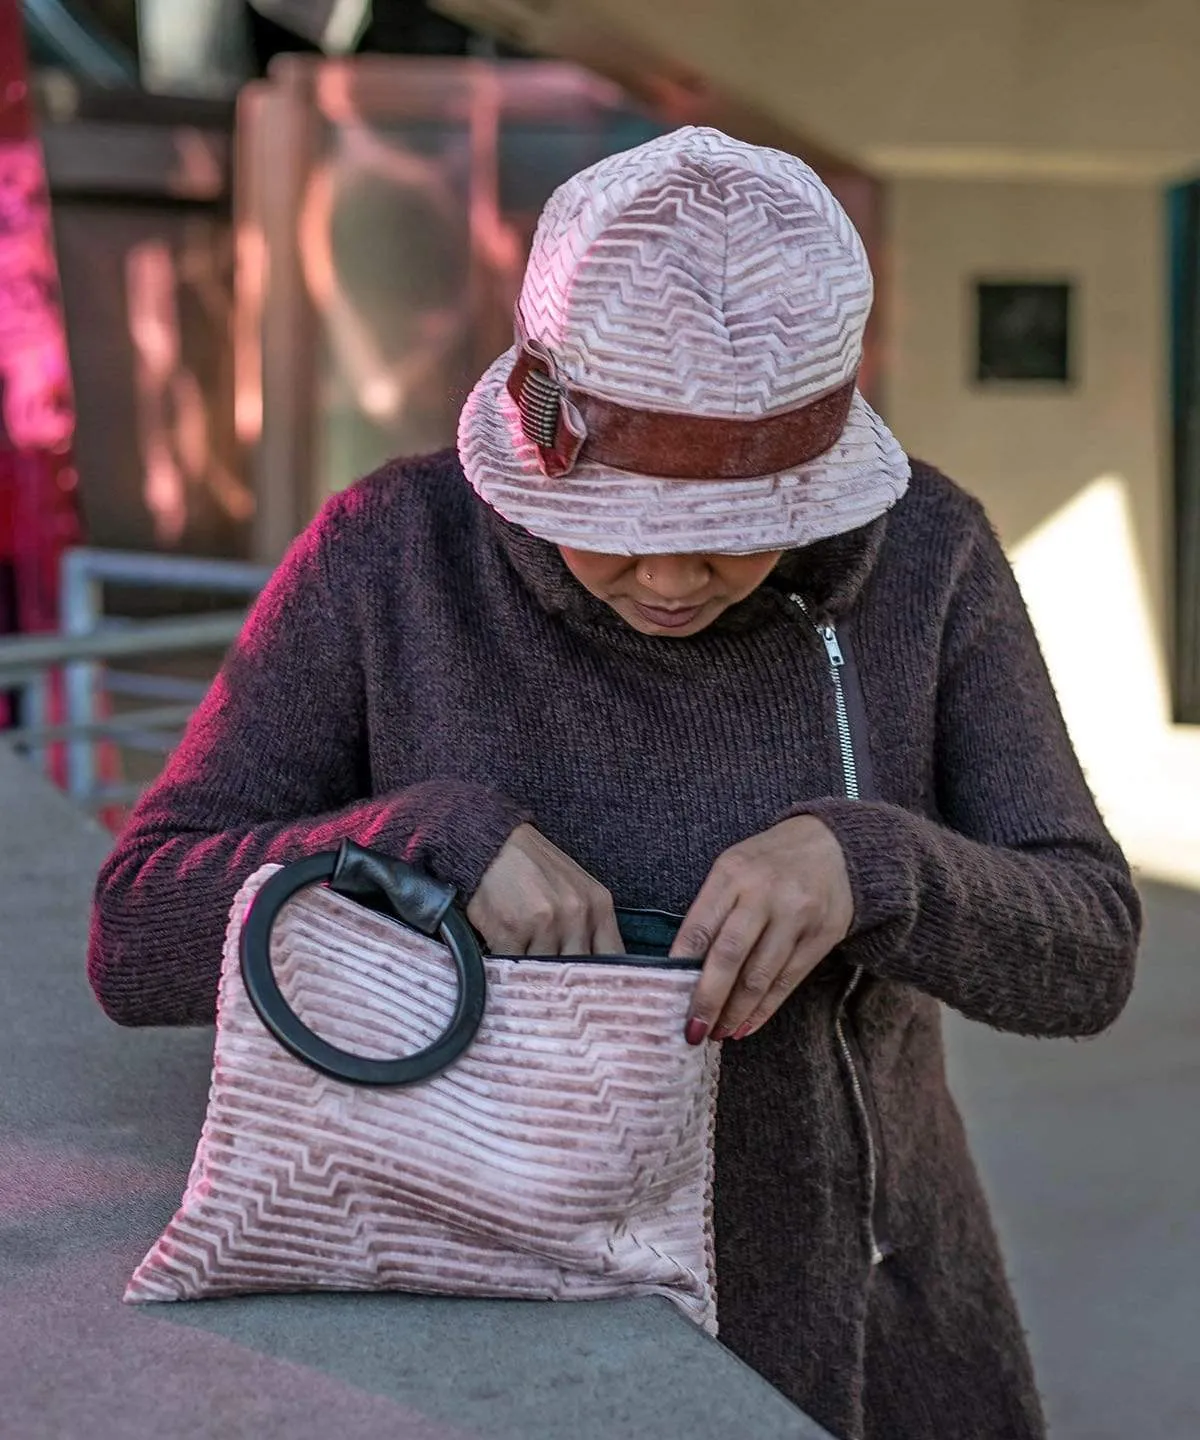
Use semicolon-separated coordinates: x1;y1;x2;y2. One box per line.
89;451;1141;1440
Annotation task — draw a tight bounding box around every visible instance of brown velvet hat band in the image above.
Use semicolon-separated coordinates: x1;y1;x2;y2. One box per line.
504;324;858;482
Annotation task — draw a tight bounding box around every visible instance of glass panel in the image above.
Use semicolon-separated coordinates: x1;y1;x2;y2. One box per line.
309;88;665;498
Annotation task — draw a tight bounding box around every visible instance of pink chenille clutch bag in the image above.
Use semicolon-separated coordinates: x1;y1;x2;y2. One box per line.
124;843;719;1333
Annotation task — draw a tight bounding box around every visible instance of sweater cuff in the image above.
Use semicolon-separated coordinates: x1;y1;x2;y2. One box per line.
781;797;920;957
376;779;535;900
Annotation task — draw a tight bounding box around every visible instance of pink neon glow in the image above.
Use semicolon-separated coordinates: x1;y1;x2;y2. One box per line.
126;237;252;545
233;221;266;445
0;139;75;452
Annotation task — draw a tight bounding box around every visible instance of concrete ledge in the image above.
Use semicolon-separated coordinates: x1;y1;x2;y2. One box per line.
0;749;831;1440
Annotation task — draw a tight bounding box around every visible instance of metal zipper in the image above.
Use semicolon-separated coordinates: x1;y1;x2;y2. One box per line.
813;621;859;802
790;593;886;1268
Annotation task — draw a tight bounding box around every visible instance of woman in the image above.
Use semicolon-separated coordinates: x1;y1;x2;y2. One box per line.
89;127;1140;1439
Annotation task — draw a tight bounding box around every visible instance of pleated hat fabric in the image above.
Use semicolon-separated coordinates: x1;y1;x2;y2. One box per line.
458;125;910;556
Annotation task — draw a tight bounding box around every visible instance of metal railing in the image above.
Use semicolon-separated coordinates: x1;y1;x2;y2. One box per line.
0;548;271;809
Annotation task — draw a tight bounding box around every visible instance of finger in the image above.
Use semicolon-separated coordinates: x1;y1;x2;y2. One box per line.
465;896;525;957
556;892;594;957
670;867;736;961
728;938;829;1040
523;897;564;957
710;921;802;1038
591;898;625;956
685;904;769;1042
481;922;528;957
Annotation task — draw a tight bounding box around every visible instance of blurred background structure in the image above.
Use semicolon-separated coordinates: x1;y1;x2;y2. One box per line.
0;4;1196;1436
1;0;1197;886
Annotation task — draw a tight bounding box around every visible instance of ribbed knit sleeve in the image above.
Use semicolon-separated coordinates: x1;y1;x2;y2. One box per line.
88;490;532;1027
793;507;1141;1038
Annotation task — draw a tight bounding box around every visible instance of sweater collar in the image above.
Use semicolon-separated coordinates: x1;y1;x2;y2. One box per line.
482;493;888;638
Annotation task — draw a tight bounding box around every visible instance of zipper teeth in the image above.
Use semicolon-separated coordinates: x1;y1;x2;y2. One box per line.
789;593;883;1268
827;651;860;802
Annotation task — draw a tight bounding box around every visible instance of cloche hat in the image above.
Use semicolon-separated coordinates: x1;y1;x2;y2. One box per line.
458;126;910;555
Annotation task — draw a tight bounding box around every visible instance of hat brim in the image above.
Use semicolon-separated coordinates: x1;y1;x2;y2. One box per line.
457;346;911;556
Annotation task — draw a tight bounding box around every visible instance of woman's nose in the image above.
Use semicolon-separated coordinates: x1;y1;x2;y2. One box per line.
635;555;711;600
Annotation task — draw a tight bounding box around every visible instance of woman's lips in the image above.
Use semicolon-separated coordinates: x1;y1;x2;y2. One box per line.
632;601;705;630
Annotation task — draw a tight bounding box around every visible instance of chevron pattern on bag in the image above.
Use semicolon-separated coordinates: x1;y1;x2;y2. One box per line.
457;125;910;556
125;866;720;1333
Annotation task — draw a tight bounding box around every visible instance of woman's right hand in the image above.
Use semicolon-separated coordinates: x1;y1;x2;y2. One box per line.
467;824;625;956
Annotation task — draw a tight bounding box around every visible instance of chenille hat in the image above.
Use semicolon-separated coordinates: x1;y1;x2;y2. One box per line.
457;126;910;555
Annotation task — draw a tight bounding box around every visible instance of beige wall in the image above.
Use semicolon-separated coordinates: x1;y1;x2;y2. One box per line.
886;177;1200;887
443;0;1200;178
886;179;1167;609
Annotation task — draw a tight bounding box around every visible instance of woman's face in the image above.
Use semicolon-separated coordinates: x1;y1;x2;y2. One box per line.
558;547;784;637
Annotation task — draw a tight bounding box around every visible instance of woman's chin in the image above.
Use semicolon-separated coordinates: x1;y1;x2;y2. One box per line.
616;602;721;637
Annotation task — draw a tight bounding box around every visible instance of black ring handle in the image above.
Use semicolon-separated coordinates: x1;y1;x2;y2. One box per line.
239;851;487;1087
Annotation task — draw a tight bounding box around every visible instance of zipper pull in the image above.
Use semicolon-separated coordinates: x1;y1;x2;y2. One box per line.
788;593;846;667
819;625;844;667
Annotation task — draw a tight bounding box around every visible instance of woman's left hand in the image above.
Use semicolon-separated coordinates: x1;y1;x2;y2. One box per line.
671;816;854;1044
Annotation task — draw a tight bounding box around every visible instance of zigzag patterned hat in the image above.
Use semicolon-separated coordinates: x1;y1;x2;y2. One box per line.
458;126;910;555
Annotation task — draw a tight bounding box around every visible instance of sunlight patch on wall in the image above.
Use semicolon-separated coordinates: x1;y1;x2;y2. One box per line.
1011;474;1200;890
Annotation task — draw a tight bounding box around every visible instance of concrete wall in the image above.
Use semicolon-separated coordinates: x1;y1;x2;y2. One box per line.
886;177;1200;887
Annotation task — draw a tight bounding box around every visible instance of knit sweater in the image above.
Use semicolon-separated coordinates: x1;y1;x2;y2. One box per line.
89;451;1140;1440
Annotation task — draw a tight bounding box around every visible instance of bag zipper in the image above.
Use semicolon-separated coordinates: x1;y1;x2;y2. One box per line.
789;593;888;1268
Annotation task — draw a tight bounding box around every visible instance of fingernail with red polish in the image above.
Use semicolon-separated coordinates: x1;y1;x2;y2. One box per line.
732;1021;754;1041
711;1026;732;1042
684;1018;709;1046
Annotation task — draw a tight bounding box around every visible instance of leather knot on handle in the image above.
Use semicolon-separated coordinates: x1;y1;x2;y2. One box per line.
330;839;457;938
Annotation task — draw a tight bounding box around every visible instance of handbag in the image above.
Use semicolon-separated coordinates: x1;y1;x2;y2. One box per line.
125;841;720;1332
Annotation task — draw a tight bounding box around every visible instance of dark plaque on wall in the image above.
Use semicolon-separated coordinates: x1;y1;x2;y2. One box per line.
975;281;1072;384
